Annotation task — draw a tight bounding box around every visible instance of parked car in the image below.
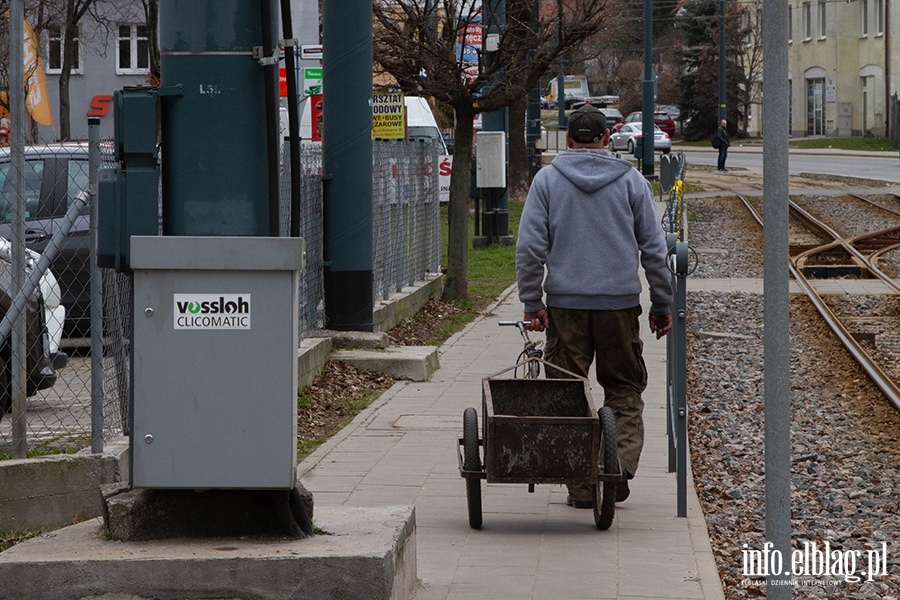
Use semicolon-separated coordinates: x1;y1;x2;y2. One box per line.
0;239;66;369
0;144;92;337
0;249;58;420
599;108;624;130
656;105;681;122
609;123;671;155
616;111;676;138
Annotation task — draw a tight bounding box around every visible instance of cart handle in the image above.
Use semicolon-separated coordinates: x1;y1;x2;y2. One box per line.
498;320;531;339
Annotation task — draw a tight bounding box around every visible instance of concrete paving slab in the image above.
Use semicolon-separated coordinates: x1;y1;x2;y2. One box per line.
332;346;440;381
297;273;726;598
0;505;416;600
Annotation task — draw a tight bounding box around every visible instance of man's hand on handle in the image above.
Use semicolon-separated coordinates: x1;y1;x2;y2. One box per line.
649;313;672;339
524;309;549;332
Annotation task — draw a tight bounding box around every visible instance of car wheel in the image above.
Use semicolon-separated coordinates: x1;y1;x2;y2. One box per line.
663;148;671;154
627;140;634;154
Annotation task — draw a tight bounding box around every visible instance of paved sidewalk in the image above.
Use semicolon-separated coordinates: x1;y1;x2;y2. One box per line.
298;282;725;600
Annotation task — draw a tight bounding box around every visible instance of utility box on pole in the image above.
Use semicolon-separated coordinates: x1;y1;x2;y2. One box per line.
130;236;305;489
476;131;507;188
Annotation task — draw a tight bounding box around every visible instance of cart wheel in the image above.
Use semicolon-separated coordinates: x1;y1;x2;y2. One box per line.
463;407;483;529
593;406;618;530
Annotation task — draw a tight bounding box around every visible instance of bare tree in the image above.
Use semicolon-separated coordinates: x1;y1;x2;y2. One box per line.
733;0;762;137
57;0;96;140
140;0;160;85
373;0;610;300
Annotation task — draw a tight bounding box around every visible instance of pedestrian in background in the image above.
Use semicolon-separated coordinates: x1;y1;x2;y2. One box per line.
712;119;730;171
515;105;673;507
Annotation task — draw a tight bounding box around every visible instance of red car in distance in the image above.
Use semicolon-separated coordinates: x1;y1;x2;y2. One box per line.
615;111;676;138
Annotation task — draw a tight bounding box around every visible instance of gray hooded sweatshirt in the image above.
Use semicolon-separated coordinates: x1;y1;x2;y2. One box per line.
516;149;673;315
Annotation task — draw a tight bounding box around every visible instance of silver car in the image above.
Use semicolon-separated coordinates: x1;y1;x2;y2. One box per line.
609;123;671;155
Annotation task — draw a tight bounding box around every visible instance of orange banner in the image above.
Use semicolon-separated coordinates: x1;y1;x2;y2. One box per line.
23;19;52;126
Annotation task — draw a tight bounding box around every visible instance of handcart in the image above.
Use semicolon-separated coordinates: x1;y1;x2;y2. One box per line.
458;321;625;530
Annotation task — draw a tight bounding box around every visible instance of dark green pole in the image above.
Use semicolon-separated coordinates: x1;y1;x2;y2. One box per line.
719;0;727;122
640;0;655;176
556;0;566;129
160;0;277;236
526;0;542;178
322;0;374;330
481;0;509;242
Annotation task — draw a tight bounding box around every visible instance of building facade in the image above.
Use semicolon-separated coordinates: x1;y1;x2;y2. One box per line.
786;0;893;137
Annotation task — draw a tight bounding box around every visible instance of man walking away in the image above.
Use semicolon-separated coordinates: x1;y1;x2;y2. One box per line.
515;105;673;507
713;119;730;171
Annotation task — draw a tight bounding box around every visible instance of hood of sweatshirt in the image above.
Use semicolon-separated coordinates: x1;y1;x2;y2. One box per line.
549;149;634;194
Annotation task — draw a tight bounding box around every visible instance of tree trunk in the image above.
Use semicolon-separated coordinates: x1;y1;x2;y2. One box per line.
58;71;70;141
145;0;161;84
507;97;528;198
58;16;79;141
443;103;475;301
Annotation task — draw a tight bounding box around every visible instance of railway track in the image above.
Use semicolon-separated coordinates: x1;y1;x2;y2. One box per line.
683;178;900;599
736;190;900;411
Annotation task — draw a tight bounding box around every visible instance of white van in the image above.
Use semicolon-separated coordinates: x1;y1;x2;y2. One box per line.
405;96;451;203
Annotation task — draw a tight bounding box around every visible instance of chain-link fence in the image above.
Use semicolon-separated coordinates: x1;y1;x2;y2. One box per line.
372;139;441;302
0;135;439;457
0;140;127;457
280;142;326;336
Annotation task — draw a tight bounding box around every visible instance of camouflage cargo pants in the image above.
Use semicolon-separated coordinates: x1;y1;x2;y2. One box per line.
544;305;647;479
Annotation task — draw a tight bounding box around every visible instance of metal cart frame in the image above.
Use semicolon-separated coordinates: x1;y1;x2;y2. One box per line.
458;357;625;530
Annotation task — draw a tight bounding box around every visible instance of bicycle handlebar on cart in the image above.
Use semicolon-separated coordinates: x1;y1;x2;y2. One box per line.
498;320;531;339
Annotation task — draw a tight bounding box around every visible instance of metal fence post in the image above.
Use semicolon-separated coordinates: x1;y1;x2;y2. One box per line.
673;241;689;518
89;118;104;454
663;152;689;517
10;0;28;459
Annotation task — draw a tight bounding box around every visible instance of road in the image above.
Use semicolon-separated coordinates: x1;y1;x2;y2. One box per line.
540;129;900;184
676;145;900;185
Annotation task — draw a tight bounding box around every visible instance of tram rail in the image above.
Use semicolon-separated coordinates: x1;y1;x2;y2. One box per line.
735;191;900;411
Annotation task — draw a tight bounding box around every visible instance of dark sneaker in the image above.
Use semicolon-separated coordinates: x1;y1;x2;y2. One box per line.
616;480;630;503
566;495;593;509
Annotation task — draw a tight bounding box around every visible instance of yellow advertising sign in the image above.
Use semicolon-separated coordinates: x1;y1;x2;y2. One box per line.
371;93;405;140
23;19;52;126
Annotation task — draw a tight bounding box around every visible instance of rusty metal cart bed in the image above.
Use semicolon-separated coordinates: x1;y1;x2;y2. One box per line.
458;357;624;530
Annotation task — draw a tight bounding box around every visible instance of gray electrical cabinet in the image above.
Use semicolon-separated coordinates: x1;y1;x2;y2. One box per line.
130;236;305;489
475;131;507;188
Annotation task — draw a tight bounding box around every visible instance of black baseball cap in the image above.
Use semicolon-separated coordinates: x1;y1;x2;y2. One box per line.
567;105;608;143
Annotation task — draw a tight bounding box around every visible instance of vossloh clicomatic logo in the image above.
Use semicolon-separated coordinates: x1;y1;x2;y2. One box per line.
173;294;251;330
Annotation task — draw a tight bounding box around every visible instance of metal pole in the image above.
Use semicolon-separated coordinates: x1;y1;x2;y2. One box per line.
885;0;891;137
322;0;374;330
556;0;565;129
640;0;655;176
674;241;688;518
89;117;104;454
10;0;28;459
159;1;275;236
481;0;509;241
719;0;727;122
763;0;792;593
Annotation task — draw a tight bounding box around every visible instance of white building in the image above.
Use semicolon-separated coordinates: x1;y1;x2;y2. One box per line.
785;0;891;137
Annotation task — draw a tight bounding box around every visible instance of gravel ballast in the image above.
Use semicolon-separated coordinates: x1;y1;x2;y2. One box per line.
684;192;900;599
